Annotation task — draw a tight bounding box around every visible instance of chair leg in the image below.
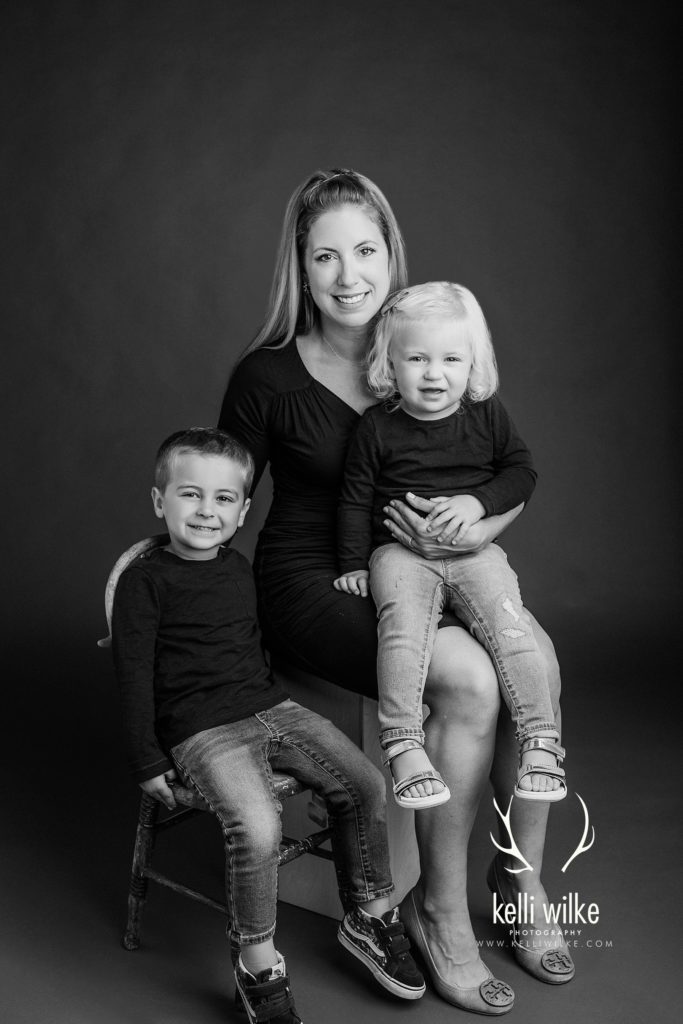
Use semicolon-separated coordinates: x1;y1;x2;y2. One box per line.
122;793;159;950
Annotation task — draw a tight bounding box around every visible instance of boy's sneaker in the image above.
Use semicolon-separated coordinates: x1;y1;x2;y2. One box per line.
235;953;303;1023
338;906;425;999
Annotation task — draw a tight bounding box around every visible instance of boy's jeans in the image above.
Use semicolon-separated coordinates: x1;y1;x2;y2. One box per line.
370;542;559;748
170;699;393;948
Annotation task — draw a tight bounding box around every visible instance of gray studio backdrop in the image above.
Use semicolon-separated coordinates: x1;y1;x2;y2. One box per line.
2;5;679;1023
3;1;677;714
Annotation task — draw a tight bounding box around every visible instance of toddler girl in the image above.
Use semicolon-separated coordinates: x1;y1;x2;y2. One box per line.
334;282;566;810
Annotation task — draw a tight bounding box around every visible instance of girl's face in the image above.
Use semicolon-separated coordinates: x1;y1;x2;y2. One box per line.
390;318;472;420
303;205;391;333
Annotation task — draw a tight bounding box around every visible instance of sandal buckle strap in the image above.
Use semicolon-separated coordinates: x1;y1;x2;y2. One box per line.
382;738;424;766
521;737;565;761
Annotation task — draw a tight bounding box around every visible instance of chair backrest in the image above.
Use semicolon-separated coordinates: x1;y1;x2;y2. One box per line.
97;534;170;647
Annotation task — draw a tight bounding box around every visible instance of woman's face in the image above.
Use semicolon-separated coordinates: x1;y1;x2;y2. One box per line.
303;205;391;332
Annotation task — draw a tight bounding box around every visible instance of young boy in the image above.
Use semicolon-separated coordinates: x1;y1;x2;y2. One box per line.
112;428;424;1023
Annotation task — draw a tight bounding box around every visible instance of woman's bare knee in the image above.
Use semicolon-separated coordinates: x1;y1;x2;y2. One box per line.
426;626;500;725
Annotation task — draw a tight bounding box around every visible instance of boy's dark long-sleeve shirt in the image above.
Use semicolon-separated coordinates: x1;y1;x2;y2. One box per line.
112;546;287;783
338;397;537;573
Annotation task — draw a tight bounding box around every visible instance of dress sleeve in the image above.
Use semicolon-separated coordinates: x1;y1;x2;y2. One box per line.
337;412;382;573
217;351;276;493
468;397;537;516
111;565;172;783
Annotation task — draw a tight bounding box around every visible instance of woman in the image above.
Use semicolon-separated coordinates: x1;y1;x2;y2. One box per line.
219;169;574;1013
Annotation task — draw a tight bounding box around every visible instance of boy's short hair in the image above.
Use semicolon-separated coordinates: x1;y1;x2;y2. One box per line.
154;428;255;495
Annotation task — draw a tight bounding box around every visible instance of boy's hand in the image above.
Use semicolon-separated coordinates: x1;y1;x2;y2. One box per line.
140;769;178;810
424;494;486;545
333;569;370;597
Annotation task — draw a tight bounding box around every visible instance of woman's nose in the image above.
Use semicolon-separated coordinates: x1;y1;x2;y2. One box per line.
336;256;359;287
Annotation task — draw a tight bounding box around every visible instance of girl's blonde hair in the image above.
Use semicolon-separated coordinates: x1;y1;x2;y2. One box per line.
242;168;408;355
366;282;499;404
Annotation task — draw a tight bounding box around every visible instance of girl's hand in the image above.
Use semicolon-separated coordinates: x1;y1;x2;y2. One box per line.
333;569;370;597
424;494;486;545
140;769;178;810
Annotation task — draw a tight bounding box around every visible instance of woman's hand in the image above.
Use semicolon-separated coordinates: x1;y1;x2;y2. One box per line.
383;494;525;557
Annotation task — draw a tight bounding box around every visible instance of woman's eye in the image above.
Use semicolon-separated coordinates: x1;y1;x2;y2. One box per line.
359;246;376;257
315;252;336;263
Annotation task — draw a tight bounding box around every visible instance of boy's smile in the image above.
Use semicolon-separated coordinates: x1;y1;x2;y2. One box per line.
151;452;251;560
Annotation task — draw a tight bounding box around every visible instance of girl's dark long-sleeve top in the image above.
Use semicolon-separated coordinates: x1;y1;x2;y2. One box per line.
338;398;537;573
112;545;287;783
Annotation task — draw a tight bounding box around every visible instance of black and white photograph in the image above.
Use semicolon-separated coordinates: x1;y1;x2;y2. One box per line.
2;2;678;1022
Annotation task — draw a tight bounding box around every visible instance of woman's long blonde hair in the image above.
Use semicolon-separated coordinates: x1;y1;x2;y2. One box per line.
367;282;499;404
243;168;408;355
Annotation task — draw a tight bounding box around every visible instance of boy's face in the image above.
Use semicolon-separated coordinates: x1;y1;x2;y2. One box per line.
151;452;251;561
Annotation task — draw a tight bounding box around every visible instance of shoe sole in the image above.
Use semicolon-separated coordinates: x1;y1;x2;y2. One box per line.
337;926;426;1000
394;786;451;809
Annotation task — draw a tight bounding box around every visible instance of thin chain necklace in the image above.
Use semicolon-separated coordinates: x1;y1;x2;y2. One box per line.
320;330;365;367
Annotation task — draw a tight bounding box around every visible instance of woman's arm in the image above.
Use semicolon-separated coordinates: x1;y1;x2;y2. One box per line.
383;494;525;557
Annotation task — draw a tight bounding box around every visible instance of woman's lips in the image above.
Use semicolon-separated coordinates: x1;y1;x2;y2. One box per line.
333;292;368;306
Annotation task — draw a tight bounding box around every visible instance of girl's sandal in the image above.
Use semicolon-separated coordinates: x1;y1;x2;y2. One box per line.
514;736;567;802
383;739;451;810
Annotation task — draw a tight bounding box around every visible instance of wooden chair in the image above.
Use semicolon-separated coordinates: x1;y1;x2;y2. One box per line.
99;535;333;951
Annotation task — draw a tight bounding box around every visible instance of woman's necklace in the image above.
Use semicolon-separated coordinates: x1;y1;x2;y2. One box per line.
320;330;365;368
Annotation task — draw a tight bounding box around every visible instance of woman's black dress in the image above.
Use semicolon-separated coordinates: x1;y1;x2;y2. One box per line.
218;342;380;697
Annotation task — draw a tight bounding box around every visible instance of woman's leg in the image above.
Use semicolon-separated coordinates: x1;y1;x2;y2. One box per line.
489;615;569;958
411;624;503;988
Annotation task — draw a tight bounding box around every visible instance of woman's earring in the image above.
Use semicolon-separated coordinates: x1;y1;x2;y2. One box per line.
302;280;309;293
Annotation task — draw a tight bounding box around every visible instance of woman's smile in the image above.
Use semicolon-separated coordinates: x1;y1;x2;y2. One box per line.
305;205;390;329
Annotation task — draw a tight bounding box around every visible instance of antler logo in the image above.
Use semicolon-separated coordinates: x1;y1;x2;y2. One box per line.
560;793;595;873
490;797;533;873
490;793;595;874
